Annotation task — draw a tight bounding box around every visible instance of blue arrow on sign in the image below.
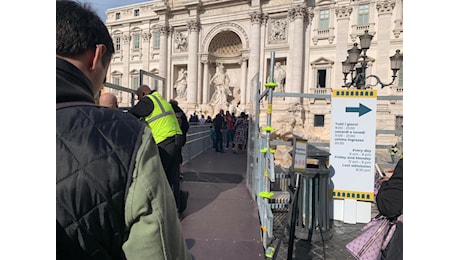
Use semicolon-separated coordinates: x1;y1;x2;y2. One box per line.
345;103;371;117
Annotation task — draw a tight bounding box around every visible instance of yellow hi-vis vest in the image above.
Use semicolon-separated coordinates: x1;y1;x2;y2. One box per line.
390;147;399;155
145;92;182;144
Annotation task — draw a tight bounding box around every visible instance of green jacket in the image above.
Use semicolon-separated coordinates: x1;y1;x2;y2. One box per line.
123;128;192;259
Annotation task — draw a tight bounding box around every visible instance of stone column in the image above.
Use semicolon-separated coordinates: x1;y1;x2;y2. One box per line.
260;14;268;87
239;57;248;104
304;8;314;94
186;19;200;106
197;57;203;104
375;0;396;90
159;25;169;97
142;31;151;71
121;32;131;88
202;57;210;103
334;6;353;89
288;5;307;103
392;0;403;38
246;10;263;105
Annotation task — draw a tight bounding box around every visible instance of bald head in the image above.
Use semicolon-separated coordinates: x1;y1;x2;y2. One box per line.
136;85;151;99
99;93;118;108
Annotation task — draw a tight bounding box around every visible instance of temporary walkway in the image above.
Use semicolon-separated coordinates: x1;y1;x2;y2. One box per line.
180;148;265;260
179;147;382;260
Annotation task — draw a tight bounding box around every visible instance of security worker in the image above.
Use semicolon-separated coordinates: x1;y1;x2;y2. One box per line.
129;85;188;214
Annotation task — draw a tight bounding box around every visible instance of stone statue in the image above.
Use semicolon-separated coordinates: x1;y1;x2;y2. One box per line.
174;68;187;100
228;85;241;114
209;63;232;105
273;62;286;94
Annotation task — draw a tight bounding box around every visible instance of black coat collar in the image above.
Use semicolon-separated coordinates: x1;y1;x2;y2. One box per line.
56;57;95;104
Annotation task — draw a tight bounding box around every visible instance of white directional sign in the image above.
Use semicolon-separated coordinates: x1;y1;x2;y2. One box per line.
329;89;377;203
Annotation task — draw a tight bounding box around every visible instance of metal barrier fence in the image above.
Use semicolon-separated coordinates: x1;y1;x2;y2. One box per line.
246;52;403;253
140;70;166;98
103;78;212;163
181;124;214;164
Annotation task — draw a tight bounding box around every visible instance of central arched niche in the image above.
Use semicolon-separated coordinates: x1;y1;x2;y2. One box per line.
204;30;243;114
208;31;242;58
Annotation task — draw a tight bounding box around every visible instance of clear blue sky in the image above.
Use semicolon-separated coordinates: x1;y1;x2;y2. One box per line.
87;0;147;21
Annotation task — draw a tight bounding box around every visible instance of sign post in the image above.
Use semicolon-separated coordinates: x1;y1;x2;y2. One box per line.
287;136;308;260
329;89;377;223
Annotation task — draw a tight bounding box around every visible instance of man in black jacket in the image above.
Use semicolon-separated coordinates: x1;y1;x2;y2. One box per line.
170;99;189;180
129;85;188;214
213;109;225;152
56;1;191;258
170;99;190;147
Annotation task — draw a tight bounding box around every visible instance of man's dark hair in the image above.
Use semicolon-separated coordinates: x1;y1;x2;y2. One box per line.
56;0;114;66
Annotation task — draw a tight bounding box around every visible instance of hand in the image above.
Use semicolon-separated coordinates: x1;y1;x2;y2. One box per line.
377;176;390;186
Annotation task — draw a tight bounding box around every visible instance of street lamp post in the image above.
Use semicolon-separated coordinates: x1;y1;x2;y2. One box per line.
341;30;403;89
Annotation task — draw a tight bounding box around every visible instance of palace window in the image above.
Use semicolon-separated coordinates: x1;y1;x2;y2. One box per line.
111;71;123;86
114;35;121;52
113;76;121;86
319;10;330;30
314;115;325;127
358;4;369;25
115;12;120;20
153;32;160;48
134;9;139;17
133;33;141;50
317;69;326;88
310;57;334;91
131;75;139;90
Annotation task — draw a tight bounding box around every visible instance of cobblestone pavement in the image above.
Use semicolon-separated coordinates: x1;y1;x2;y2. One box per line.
265;199;380;260
261;149;392;259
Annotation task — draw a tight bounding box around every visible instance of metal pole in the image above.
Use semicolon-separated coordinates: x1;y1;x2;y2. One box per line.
287;172;301;260
361;49;367;89
269;52;275;83
264;52;275;208
140;70;144;88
